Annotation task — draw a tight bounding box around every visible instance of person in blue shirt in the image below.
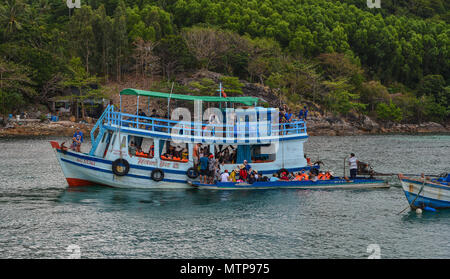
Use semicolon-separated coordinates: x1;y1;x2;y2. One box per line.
72;128;84;152
199;153;209;184
270;173;280;182
298;108;304;120
303;106;309;120
243;160;252;172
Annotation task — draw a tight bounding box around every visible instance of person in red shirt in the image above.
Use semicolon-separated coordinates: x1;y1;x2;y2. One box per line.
280;172;289;181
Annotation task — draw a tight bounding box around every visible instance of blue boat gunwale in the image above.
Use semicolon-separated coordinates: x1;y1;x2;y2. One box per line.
191;177;387;188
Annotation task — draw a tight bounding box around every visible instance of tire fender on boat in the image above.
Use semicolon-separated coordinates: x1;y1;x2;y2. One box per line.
112;159;130;176
151;169;164;182
186;167;199;179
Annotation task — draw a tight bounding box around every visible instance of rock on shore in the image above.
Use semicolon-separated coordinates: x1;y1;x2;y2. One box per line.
0;120;93;138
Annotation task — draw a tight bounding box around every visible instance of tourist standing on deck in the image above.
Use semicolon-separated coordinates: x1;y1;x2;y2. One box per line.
193;143;201;168
72;128;83;152
303;106;309;120
348;153;359;179
199;153;209;184
208;154;216;184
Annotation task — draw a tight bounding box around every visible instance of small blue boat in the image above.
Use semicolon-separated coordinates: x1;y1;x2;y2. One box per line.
398;173;450;209
189;177;389;190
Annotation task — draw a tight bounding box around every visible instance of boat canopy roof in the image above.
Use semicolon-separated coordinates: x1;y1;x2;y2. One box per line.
120;88;259;106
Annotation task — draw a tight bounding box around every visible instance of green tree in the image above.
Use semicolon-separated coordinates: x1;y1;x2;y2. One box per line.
376;101;403;123
62;57;104;119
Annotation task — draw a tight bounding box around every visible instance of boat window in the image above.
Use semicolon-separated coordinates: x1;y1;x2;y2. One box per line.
101;131;107;143
160;140;189;163
129;136;154;158
121;136;126;149
111;134;116;146
251;143;276;163
214;145;237;164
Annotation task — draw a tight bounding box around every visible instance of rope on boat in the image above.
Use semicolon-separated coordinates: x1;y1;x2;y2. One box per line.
397;178;425;215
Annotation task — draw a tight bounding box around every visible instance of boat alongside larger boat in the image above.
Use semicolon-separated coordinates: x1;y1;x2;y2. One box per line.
398;173;450;209
51;87;315;189
189;177;389;190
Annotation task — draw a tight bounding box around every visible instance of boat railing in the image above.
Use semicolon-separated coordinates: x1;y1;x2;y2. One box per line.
101;107;307;140
89;104;112;155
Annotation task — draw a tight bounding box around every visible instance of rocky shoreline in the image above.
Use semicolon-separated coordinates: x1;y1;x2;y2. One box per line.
0;117;448;139
306;115;450;136
0;120;93;138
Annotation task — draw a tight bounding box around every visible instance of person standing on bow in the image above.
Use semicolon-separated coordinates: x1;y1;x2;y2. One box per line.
72;128;83;152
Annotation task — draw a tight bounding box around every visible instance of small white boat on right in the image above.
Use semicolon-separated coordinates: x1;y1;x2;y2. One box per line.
398;173;450;210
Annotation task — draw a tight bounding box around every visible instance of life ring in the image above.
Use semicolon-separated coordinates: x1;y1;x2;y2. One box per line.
186;167;199;179
151;169;164;182
112;159;130;176
278;168;289;176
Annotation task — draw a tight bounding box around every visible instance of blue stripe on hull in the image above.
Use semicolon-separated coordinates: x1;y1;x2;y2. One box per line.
403;191;450;209
57;149;314;176
60;157;187;184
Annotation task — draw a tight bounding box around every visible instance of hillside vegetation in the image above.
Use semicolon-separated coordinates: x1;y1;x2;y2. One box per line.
0;0;449;124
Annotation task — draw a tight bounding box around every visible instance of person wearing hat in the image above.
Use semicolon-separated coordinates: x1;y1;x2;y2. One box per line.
229;168;238;182
239;164;248;181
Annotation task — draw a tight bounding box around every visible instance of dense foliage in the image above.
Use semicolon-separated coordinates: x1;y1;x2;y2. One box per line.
0;0;448;123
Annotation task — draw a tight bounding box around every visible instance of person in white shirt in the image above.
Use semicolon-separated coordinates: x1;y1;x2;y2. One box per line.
348;153;359;179
220;170;230;182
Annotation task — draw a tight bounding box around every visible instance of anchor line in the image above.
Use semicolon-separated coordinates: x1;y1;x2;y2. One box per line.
397;178;425;215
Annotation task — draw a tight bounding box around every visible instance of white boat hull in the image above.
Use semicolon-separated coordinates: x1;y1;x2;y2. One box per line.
399;176;450;209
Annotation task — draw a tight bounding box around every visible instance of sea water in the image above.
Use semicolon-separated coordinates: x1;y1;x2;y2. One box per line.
0;135;449;258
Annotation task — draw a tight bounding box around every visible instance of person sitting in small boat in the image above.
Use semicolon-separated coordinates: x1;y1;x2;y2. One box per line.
318;172;327;180
128;141;137;156
229;168;238;182
243;160;252;172
270;173;280;182
280;172;289;181
295;170;309;181
310;173;318;182
248;173;257;184
239;165;248;181
220;170;231;182
327;171;334;180
253;170;259;181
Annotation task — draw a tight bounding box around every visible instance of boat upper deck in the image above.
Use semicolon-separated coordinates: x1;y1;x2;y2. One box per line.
92;105;307;146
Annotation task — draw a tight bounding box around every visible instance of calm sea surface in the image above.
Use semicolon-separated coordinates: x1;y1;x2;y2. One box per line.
0;135;449;258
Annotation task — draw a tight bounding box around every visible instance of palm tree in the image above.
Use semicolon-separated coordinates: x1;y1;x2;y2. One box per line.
0;0;26;38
